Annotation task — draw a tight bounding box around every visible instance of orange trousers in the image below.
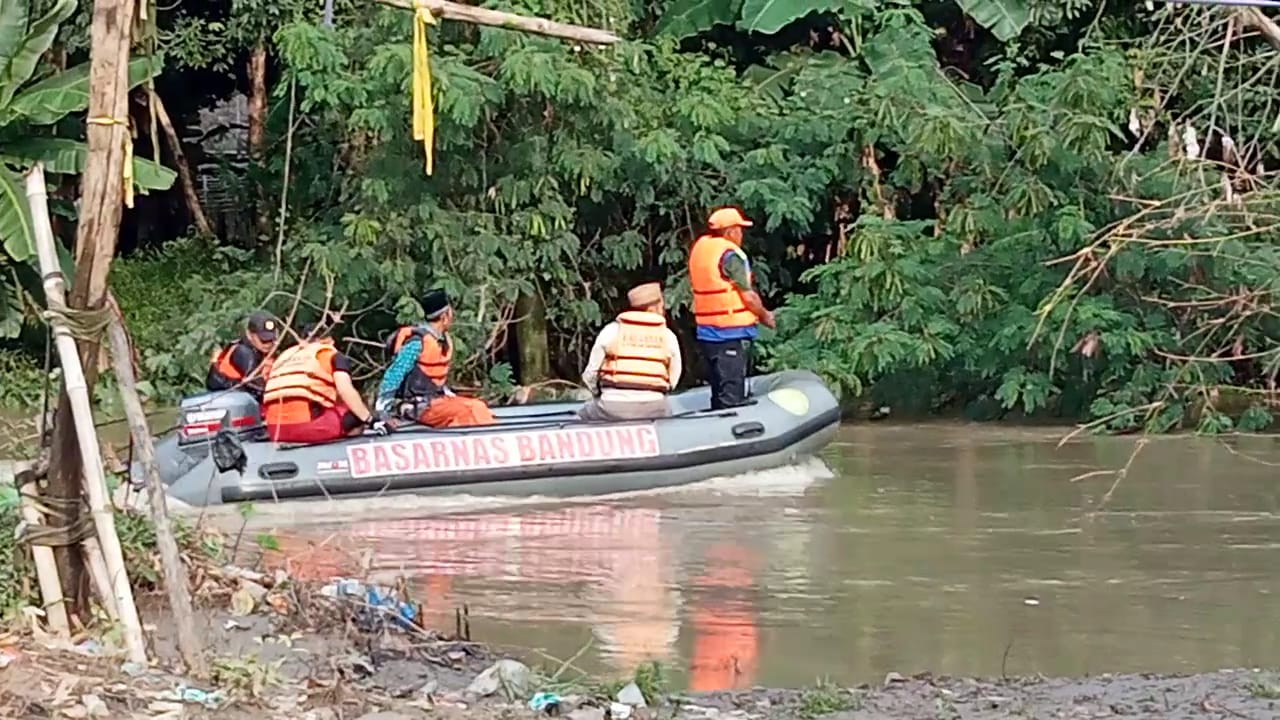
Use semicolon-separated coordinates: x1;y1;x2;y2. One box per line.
418;395;496;428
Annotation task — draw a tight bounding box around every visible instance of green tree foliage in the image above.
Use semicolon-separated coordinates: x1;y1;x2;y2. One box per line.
33;0;1280;434
0;0;175;339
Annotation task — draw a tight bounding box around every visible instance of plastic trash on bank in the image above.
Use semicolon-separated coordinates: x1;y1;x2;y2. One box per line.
319;578;420;631
528;691;561;712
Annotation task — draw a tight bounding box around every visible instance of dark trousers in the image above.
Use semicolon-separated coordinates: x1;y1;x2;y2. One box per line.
698;339;751;410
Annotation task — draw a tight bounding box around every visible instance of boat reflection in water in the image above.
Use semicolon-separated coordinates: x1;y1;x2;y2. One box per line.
687;541;760;691
262;502;765;689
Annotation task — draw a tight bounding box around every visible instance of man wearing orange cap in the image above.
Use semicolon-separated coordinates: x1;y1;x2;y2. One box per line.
688;207;775;409
579;282;682;421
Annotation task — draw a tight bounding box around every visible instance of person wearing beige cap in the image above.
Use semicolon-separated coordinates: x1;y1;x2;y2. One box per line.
688;207;775;410
579;282;683;421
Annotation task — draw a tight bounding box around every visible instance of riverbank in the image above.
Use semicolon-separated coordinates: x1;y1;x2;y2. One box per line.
2;560;1279;720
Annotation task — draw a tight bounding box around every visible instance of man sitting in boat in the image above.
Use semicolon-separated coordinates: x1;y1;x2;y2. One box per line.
205;310;280;401
263;323;386;443
579;282;682;421
375;288;496;428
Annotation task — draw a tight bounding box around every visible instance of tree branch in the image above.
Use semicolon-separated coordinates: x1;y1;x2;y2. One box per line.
374;0;622;45
1240;7;1280;50
147;88;214;238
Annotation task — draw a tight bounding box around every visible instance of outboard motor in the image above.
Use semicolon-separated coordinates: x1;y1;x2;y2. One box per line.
178;391;265;446
132;391;263;491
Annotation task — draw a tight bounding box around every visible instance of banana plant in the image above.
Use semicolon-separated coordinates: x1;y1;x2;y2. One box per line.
657;0;1030;42
0;0;176;337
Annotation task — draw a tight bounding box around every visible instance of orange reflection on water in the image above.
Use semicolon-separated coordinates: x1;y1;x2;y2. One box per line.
264;504;683;674
688;541;760;691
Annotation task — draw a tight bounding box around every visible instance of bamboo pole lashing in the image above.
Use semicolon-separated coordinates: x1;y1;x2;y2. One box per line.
24;163;148;664
16;464;71;635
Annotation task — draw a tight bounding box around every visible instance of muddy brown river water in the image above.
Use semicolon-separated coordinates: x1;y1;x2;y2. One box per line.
255;422;1280;692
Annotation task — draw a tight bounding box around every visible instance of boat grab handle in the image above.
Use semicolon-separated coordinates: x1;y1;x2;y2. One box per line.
731;421;765;439
258;462;299;481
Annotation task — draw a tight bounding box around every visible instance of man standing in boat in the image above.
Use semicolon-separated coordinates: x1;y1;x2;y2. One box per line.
688;207;775;410
205;310;280;401
376;288;496;428
579;282;682;421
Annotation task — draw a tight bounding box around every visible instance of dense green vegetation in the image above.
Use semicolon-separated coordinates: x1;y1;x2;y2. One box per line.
1;0;1277;435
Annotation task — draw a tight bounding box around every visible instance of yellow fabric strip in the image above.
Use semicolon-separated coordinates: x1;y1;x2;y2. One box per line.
87;116;135;208
412;0;437;175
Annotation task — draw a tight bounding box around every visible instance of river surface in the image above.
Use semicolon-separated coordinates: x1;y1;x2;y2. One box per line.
252;423;1280;691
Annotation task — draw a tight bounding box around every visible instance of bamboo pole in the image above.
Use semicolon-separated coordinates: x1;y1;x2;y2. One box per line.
24;163;148;665
375;0;622;44
14;461;70;635
104;299;207;675
82;536;119;620
46;0;139;618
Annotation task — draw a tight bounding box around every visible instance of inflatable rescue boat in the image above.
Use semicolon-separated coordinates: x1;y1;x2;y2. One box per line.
138;370;840;507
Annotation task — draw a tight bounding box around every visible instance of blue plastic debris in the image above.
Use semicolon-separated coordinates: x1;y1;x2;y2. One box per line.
320;579;420;631
168;684;227;708
529;691;562;713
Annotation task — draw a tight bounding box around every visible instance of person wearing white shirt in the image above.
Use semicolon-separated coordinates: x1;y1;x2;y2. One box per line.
579;282;683;421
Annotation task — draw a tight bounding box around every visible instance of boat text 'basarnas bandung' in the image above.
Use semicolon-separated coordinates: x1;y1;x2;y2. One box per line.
345;424;661;478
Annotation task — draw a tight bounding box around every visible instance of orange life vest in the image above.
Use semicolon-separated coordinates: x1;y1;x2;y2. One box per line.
263;342;338;409
209;341;272;383
415;331;452;386
689;234;757;329
388;325;452;398
600;311;672;392
384;325;419;360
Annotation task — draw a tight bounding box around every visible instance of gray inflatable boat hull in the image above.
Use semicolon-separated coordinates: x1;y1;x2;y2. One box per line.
144;370;840;507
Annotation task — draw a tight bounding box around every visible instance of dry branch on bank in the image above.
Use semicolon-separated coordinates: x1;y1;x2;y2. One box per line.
104;296;207;675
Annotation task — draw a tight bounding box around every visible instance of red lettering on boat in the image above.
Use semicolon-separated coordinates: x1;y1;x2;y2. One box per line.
538;434;559;462
615;428;637;455
516;434;537;462
371;445;392;475
596;429;616;456
390;442;412;473
346;425;663;479
575;431;595;458
488;436;510;464
348;446;371;476
430;439;450;468
555;432;575;460
636;426;659;454
450;437;471;466
413;442;432;470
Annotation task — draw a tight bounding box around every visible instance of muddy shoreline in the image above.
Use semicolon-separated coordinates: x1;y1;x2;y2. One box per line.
3;572;1279;720
1;562;1278;719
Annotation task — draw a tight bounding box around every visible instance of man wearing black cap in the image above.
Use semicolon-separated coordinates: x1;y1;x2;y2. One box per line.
376;288;495;427
206;310;281;401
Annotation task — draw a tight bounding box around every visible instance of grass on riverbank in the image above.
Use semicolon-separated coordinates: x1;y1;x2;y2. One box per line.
0;505;223;621
798;678;860;717
0;235;266;419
